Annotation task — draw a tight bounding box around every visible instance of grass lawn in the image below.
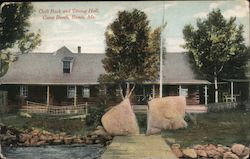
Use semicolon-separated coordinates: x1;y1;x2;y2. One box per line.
162;110;250;147
1;109;250;148
0;111;94;136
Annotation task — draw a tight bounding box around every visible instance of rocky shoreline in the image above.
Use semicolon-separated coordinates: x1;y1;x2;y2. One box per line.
171;143;249;159
0;124;113;148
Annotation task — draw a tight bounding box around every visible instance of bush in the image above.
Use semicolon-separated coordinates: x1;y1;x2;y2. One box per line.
85;103;106;127
135;113;147;134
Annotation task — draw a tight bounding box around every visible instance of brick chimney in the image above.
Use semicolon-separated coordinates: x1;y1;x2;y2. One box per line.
77;46;81;54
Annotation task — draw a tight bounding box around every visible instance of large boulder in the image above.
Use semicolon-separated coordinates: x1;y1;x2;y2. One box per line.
146;96;187;135
101;98;139;135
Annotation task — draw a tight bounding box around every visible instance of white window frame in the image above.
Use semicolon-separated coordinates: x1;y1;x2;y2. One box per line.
67;86;75;98
82;86;90;98
20;85;28;97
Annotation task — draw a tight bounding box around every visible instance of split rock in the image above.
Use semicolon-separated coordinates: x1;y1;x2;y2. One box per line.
146;96;187;134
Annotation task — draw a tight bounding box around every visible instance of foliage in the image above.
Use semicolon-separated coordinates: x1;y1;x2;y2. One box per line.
100;9;166;98
135;113;147;134
18;30;42;54
183;9;247;80
183;9;247;103
85;103;106;128
0;2;41;76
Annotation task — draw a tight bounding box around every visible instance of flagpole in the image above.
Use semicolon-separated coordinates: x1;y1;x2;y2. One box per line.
159;2;165;98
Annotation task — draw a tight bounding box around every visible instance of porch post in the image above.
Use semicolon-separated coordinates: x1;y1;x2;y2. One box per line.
179;85;182;96
152;84;155;98
74;85;77;106
231;81;234;102
205;85;208;105
46;85;50;106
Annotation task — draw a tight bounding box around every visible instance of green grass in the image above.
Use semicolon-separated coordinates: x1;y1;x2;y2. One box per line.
135;113;147;134
0;111;94;136
162;110;250;147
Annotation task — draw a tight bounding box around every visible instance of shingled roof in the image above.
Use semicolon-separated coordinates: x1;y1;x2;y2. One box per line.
162;53;209;84
0;46;209;85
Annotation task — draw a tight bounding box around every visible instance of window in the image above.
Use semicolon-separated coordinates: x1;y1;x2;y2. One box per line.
67;86;75;98
20;85;28;97
82;86;90;98
63;61;70;73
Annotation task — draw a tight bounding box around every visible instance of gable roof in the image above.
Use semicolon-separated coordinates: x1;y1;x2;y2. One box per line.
0;47;105;85
0;46;209;85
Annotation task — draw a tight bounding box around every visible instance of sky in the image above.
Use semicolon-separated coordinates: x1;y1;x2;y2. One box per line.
28;0;249;53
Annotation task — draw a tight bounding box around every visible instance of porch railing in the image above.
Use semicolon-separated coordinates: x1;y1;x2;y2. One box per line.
21;101;88;116
207;102;237;112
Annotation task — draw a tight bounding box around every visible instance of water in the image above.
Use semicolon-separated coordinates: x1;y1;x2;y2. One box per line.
2;145;106;159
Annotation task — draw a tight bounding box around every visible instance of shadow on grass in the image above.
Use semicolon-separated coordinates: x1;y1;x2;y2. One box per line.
0;111;94;136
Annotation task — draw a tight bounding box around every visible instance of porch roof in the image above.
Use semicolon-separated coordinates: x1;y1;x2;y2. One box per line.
222;79;250;82
0;47;210;85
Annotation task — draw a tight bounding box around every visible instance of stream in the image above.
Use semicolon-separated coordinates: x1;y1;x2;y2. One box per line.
2;145;106;159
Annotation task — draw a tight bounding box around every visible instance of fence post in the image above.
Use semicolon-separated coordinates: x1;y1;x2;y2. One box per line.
85;102;88;115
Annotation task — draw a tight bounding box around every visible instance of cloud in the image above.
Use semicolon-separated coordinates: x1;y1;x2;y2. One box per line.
143;1;177;14
95;6;125;28
209;2;223;10
193;12;208;18
165;37;187;52
223;3;249;19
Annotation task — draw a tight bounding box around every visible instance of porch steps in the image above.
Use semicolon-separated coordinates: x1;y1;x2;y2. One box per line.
185;105;208;113
132;105;148;113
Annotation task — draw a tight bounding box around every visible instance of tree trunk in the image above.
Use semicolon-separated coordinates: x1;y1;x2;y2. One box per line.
126;82;130;97
127;84;135;98
119;84;125;100
214;75;218;103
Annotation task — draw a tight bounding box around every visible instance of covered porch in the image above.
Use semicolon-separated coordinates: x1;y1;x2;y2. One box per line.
131;80;210;106
1;84;100;116
130;80;210;113
209;79;249;103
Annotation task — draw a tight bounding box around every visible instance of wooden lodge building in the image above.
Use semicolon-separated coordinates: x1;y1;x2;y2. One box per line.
0;46;210;108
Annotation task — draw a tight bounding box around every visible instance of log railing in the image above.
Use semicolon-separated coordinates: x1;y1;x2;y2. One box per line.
21;101;88;116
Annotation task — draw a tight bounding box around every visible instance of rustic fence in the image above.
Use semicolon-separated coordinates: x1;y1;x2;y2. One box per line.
21;101;88;116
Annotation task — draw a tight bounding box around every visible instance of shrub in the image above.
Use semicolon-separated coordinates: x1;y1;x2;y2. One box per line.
85;103;106;127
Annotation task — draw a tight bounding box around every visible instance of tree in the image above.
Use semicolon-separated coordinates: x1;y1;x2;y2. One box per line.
0;2;41;76
100;9;165;99
183;9;247;103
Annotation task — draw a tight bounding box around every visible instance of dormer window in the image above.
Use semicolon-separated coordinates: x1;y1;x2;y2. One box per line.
63;61;70;73
62;56;74;73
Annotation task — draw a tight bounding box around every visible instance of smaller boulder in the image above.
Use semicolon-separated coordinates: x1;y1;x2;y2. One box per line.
223;152;239;159
241;147;249;158
231;144;245;156
36;140;46;146
64;137;73;145
171;144;183;158
183;148;198;158
196;149;207;157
